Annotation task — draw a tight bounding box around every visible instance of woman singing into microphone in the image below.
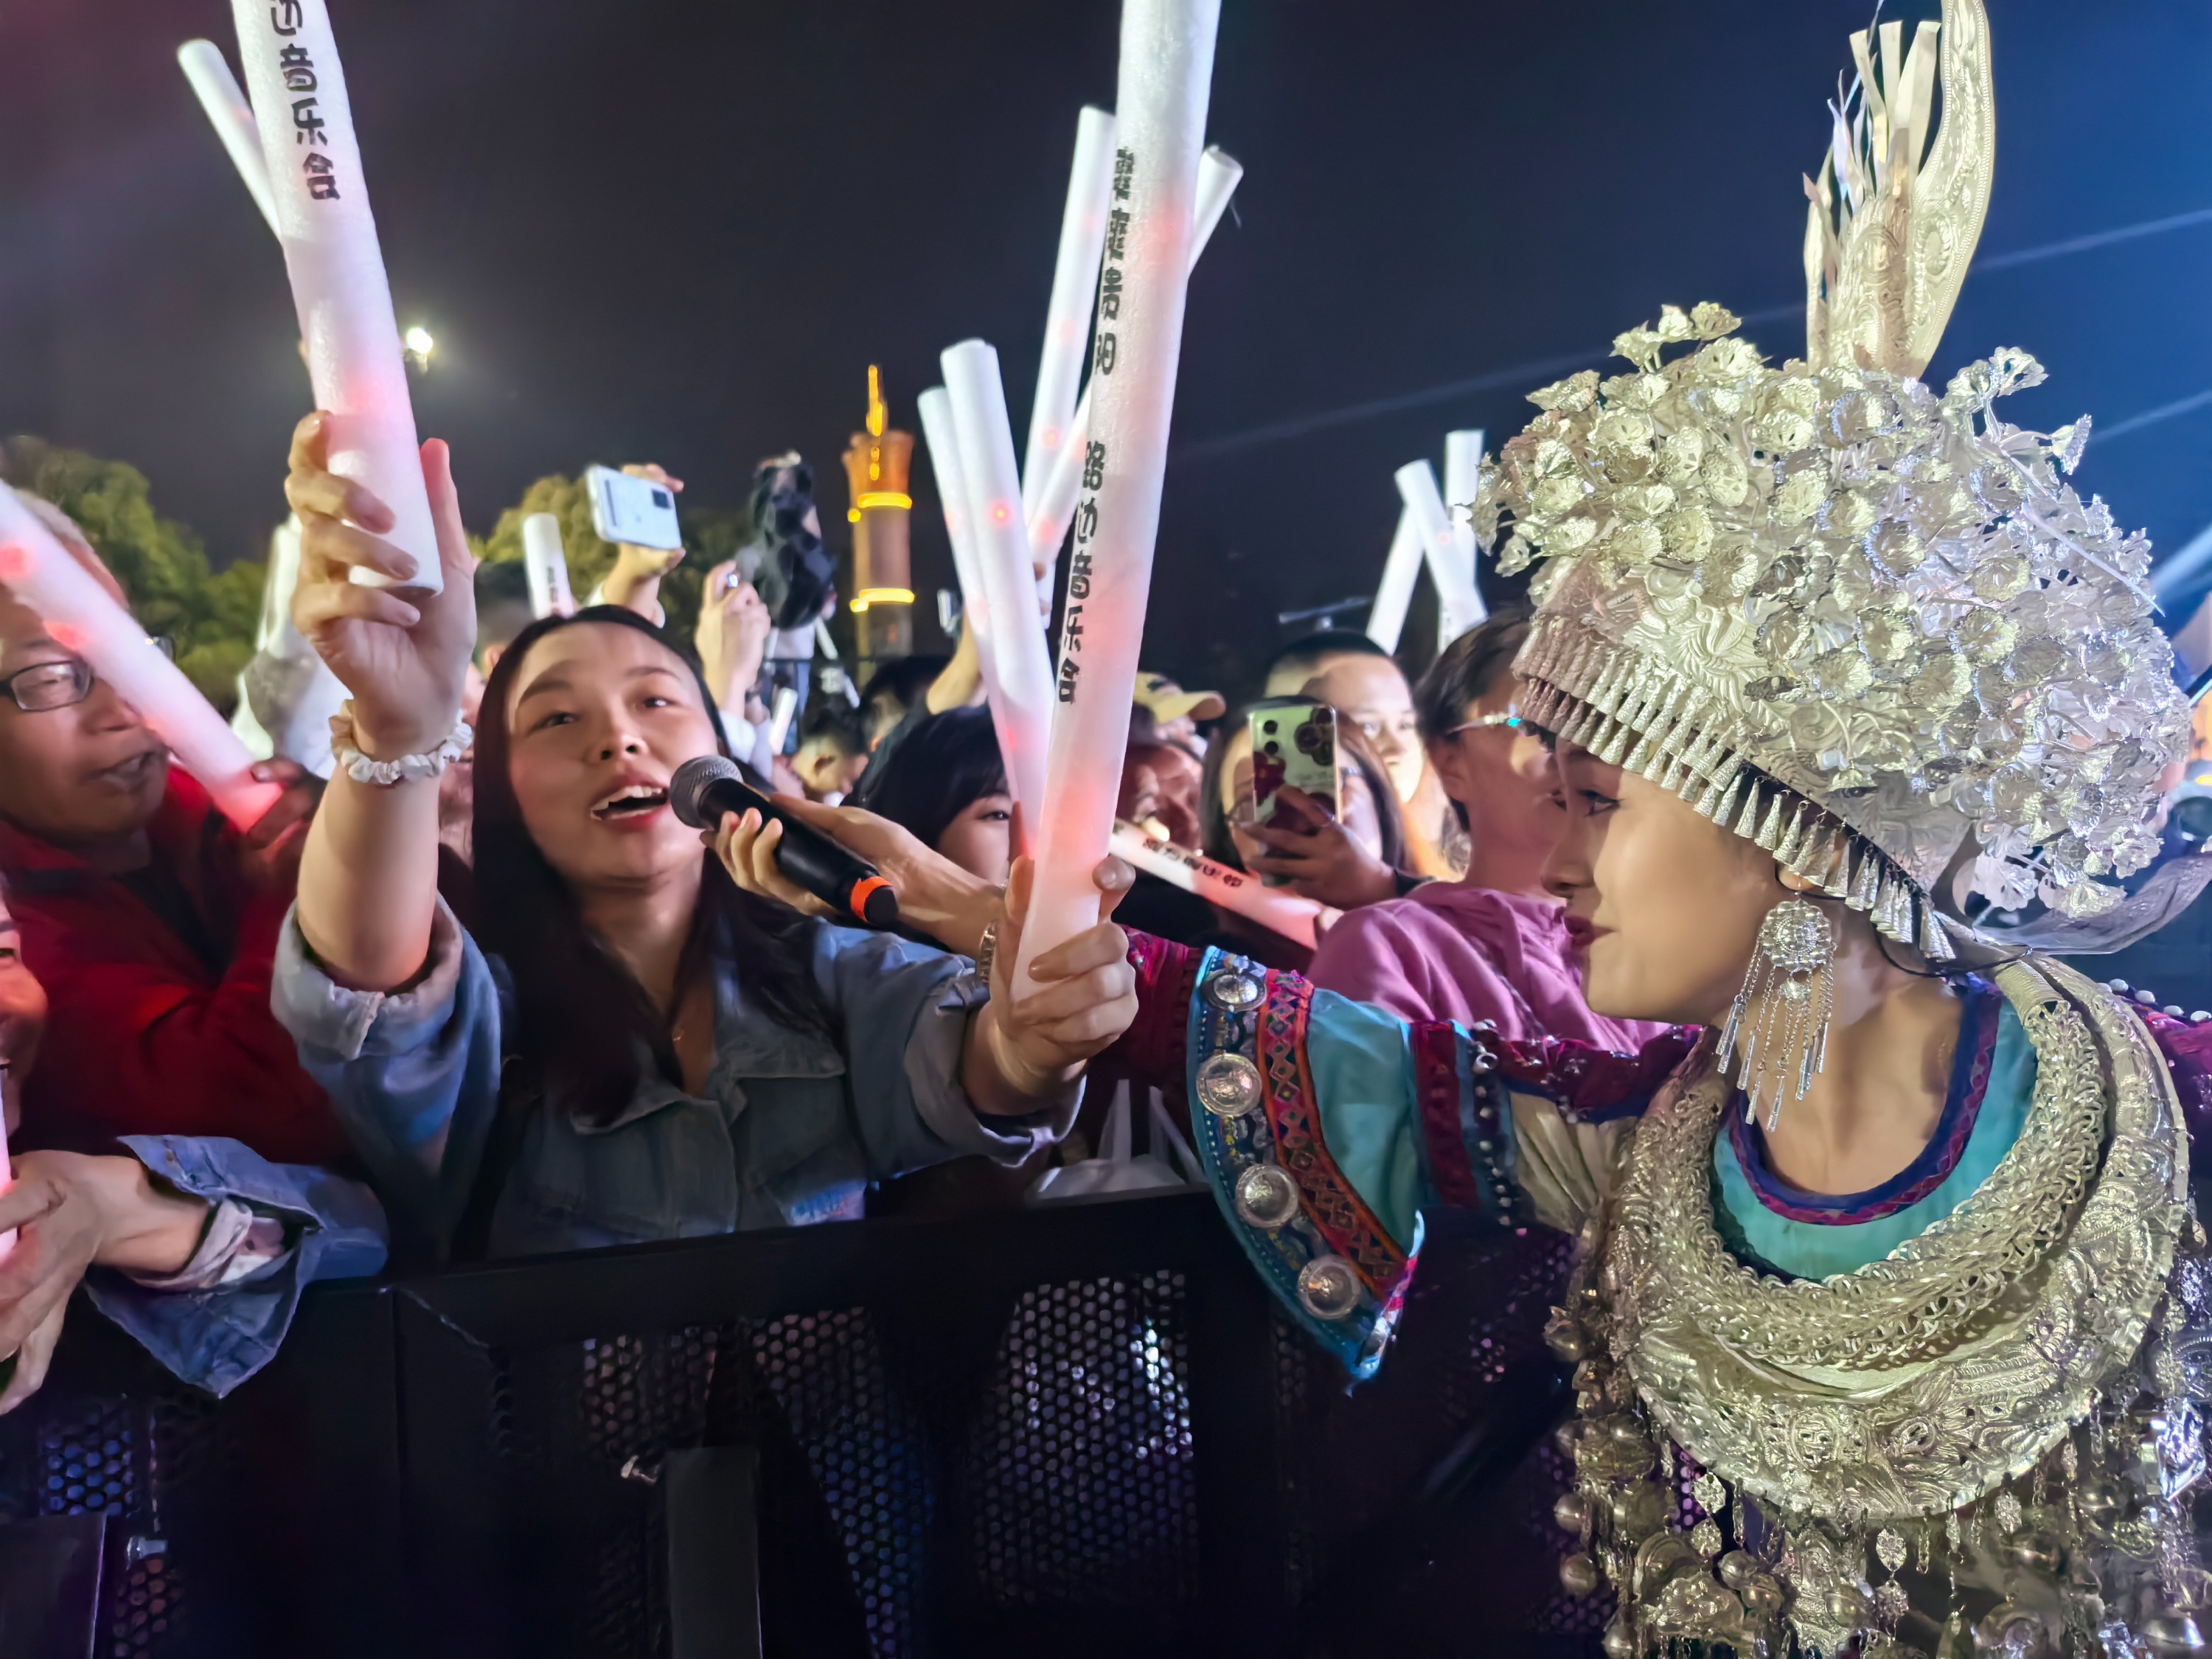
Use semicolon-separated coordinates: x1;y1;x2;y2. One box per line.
268;414;1137;1262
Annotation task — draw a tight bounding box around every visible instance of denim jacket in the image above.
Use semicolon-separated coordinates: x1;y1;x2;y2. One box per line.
271;900;1072;1259
83;1135;389;1397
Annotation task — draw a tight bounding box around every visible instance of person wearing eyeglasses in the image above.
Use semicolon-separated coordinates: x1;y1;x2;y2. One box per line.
1303;607;1666;1050
0;499;339;1164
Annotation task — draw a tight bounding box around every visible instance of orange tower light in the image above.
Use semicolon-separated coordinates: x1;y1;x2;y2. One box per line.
841;366;917;664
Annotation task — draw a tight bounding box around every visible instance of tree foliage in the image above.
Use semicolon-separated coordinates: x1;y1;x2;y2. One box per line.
0;437;264;714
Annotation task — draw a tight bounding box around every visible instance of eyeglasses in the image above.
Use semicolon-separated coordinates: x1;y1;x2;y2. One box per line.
1444;708;1524;737
0;639;173;715
1;658;94;713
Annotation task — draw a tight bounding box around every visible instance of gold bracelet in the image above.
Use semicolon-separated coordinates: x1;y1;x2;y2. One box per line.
973;920;1000;982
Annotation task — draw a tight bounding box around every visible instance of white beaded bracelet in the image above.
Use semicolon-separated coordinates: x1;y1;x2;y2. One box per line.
327;702;473;787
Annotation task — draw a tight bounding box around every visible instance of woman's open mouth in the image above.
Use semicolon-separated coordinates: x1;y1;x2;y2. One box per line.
591;784;669;821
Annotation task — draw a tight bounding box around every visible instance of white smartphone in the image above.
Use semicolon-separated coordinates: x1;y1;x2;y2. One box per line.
585;465;683;552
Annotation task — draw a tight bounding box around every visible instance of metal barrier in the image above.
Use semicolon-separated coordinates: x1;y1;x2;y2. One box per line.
0;1189;1595;1659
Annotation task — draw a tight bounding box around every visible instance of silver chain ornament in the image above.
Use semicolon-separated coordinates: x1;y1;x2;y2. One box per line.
1716;895;1837;1131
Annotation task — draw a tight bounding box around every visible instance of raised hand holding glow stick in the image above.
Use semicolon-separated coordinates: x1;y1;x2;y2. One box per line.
1366;507;1422;653
919;386;1022;791
1026;144;1242;588
940;343;1056;852
1111;821;1319;948
232;0;439;594
1395;460;1483;646
1015;0;1222;987
1441;429;1489;647
178;40;279;235
1024;107;1117;521
0;486;282;829
521;514;576;619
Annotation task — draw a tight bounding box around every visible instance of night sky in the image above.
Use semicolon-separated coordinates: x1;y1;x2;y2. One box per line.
1;0;2208;695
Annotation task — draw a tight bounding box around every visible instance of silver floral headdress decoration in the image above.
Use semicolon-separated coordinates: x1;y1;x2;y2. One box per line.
1472;0;2189;958
1485;309;2185;958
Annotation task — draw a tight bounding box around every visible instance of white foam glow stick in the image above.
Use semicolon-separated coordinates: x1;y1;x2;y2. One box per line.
940;341;1056;852
232;0;439;594
1441;429;1488;648
768;684;800;752
1026;145;1242;588
178;40;279;235
1015;0;1221;987
919;386;1026;790
248;515;349;776
1023;107;1118;522
1110;821;1319;949
1366;507;1423;653
0;485;282;829
521;514;575;619
1396;460;1484;644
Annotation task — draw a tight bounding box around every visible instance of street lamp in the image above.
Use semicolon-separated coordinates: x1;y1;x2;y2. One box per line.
403;326;435;369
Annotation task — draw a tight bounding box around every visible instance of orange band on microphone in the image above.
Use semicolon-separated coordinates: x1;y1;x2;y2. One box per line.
849;875;892;921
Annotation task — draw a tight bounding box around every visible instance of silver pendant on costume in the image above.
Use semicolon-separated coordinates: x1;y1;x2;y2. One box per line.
1716;894;1836;1131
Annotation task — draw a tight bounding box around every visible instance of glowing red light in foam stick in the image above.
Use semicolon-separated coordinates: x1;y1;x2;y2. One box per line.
940;343;1057;855
1014;0;1222;989
1110;821;1320;949
0;487;282;830
232;0;439;595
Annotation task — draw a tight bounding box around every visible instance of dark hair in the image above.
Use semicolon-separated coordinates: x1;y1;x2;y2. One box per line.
853;706;1007;854
859;655;950;714
473;560;534;657
1337;723;1410;874
1198;700;1261;869
1414;604;1532;743
469;606;833;1132
1264;629;1392;695
796;697;866;758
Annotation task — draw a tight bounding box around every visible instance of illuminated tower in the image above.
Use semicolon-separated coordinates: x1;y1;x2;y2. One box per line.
841;366;916;663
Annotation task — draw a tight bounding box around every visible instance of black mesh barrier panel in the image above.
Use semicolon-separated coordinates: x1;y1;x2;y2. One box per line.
0;1189;1596;1659
0;1324;232;1658
963;1271;1198;1610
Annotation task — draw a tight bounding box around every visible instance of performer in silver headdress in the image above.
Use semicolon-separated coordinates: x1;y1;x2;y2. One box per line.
1096;4;2212;1652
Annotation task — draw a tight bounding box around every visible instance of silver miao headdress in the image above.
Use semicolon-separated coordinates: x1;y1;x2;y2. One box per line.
1479;0;2191;960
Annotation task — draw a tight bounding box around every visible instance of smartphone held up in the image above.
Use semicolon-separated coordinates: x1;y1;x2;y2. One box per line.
1247;700;1341;885
585;465;684;552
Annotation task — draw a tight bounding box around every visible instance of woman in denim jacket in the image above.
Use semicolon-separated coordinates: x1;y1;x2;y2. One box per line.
269;415;1136;1264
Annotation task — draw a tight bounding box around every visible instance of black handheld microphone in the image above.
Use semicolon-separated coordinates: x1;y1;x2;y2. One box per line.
671;754;899;928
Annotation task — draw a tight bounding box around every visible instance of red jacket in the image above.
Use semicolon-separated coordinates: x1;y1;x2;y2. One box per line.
0;769;346;1163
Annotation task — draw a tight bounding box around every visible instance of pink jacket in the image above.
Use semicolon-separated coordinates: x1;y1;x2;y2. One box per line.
1306;882;1666;1053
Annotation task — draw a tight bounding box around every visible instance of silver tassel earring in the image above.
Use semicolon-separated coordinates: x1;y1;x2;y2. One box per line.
1715;895;1837;1131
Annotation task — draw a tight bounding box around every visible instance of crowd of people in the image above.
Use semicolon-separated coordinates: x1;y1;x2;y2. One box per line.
9;4;2212;1655
0;362;2211;1639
